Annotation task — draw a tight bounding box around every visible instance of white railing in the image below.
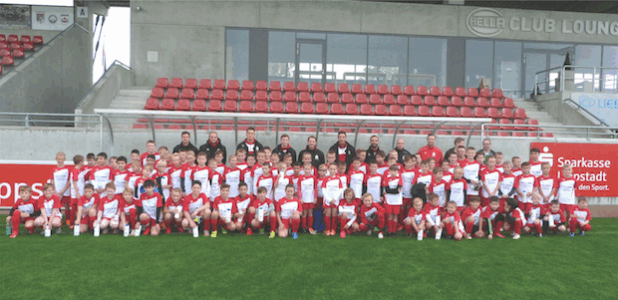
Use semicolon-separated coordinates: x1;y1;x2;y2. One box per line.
534;65;618;95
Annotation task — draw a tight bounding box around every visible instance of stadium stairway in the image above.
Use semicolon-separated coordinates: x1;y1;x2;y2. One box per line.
108;86;153;110
516;99;564;131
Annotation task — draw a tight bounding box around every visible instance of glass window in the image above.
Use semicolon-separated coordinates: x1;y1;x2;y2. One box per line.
326;33;367;85
409;37;446;88
368;35;407;87
574;45;602;91
494;41;521;98
524;43;574;51
268;31;295;83
602;46;618;92
297;32;326;40
465;40;493;89
225;29;249;82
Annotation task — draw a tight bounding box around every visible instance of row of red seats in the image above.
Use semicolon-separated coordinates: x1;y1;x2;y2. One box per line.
144;98;528;118
0;34;43;44
149;88;515;107
155;78;505;98
0;41;35;51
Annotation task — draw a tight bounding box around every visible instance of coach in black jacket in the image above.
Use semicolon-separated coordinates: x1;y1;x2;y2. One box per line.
273;134;297;162
298;136;325;168
199;132;227;164
365;135;381;163
236;127;263;156
329;131;356;170
172;131;199;155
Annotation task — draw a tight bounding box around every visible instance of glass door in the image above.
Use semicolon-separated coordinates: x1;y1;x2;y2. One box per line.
295;40;326;85
523;52;547;97
522;46;573;97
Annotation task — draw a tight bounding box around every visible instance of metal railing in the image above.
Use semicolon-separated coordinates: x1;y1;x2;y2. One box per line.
0;112;101;129
481;123;616;140
534;65;618;95
564;98;610;127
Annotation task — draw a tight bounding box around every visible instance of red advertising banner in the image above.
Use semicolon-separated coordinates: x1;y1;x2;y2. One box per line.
530;143;617;197
0;161;72;208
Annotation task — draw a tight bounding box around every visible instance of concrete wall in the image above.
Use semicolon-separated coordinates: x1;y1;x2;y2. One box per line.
130;0;618;86
75;63;135;115
534;92;601;127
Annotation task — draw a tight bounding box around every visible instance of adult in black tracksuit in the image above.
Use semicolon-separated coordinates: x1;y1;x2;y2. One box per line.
172;131;199;155
366;135;381;163
236;127;263;156
272;134;297;162
199;132;227;164
297;136;324;168
329;131;356;171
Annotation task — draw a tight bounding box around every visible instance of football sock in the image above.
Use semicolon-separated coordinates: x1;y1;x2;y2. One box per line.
535;222;542;234
325;216;331;232
301;216;307;230
308;215;313;230
339;217;346;233
405;224;412;234
514;220;522;235
465;221;474;234
270;216;277;231
11;211;21;234
210;218;218;232
292;218;300;233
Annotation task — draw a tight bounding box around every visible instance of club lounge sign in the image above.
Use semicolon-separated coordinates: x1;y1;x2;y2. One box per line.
466;8;618;38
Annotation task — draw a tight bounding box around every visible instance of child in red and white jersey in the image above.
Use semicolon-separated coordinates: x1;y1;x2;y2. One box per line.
355;149;369;174
182;151;198;194
137;179;163;236
499;161;517;205
495;152;505;173
404;197;426;238
475;152;487;174
182;181;211;236
511;157;523;177
191;152;212;200
251;150;267;194
97;183;124;234
155;160;172;204
112;157;130;196
223;155;242;198
382;165;403;237
7;185;37;238
501;198;526;239
481;197;505;239
298;164;318;235
338;188;360;238
529;148;543;177
214;150;226;175
300;152;317;176
210;184;238;237
413;160;433;187
134;165;154;199
235;148;248;171
289;161;303;191
140;140;160;166
556;164;578;217
515;162;537;211
168;154;184;195
256;163;275;200
424;193;443;238
364;161;383;204
70;155;88;228
34;183;63;233
536;162;556;208
569;197;591;236
359;193;385;239
447;167;468;211
50;152;71;225
316;164;327;210
208;159;223;203
441;201;463;241
542;200;567;234
461;196;484;239
75;184;100;234
348;157;366;201
276;184;303;239
120;188;139;235
428;168;448;207
233;183;253;234
241;155;256;195
337;161;349;201
480;155;502;207
248;186;277;238
448;152;460;173
325;150;337;176
399;155;417;225
273;162;292;202
322;164;344;236
441;160;453;183
375;151;389;175
461;147;481;200
87;152;113;195
523;194;544;237
283;154;294;176
163;188;185;234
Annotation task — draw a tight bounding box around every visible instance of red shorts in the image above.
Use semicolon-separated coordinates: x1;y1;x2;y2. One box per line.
456;206;464;213
14;216;35;224
71;198;78;205
384;203;401;215
142;216;157;227
323;200;339;209
403;197;413;207
560;204;574;214
61;196;71;205
279;218;291;229
480;196;491;207
302;203;314;210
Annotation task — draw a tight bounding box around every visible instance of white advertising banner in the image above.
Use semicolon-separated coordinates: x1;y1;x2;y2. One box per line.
570;93;618;127
31;5;73;31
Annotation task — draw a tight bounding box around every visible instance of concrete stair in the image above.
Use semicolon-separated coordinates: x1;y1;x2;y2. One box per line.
515;99;564;128
108;86;152;110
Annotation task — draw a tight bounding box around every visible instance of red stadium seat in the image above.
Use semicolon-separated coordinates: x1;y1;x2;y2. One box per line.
301;102;314;114
310;82;322;93
256;80;268;90
451;131;465;136
225;90;239;101
497;131;510;137
239;100;253;112
437;96;450;106
133;124;148;129
377;85;389;94
389;105;402;116
527;132;538;137
512;132;525;137
208;100;222;111
213;79;226;90
338;83;349;93
355;94;368;104
269;91;282;101
331;103;344;114
396;95;409;105
324;83;337;94
480;88;491;97
195;89;209;99
299;92;311;102
477;97;489;107
542;133;554;138
12;49;24;58
22;41;34;51
315;103;329;114
240;90;253;101
177;99;191;111
364;84;376;94
161;98;175;110
467;88;479;97
0;41;7;49
313;93;325;103
270;101;284;113
423;96;436;106
403;85;415;96
460;107;473;118
165;88;179;98
514;119;527;130
255;90;268;101
283;81;295;92
473;107;487;118
360;104;373;115
170;78;183;88
417;105;431;117
384;95;396;105
403;105;416;116
345;104;359;115
297;82;309;92
33;36;43;44
285;102;299;113
463;97;476;107
255;101;268;113
269;81;281;91
327;93;339;103
429;86;441;96
410;95;423;106
391;85;402;95
515;108;527;119
0;34;4;42
501;108;514;118
144;98;159;110
156;77;169;88
199;79;211;90
446;106;460;117
341;93;354;104
374;104;387;116
351;84;363;94
503;97;515;108
228;80;240;90
185;78;197;89
493;89;504;98
442;87;453;97
241;80;254;90
150;87;164;98
1;55;14;66
455;87;467;97
431;106;444;117
181;88;194;99
499;119;511;130
210;89;224;100
487;107;500;119
7;35;17;43
10;42;21;50
527;119;539;130
192;99;206;111
450;96;463;106
416;86;428;96
284;91;297;102
490;98;502;107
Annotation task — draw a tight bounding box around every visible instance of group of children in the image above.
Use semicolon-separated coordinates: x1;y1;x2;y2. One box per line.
6;140;592;240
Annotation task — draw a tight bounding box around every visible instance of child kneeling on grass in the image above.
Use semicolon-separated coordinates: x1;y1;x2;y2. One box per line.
338;188;360;238
276;184;303;239
441;201;463;241
7;185;37;238
163;188;185;234
569;197;591;237
249;186;277;238
137;179;163;236
500;198;525;240
404;197;426;239
358;193;385;239
97;183;124;235
542;200;567;235
210;184;237;238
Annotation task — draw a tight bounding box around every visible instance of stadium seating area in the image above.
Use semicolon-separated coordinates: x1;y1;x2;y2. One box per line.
138;78;552;137
0;34;43;75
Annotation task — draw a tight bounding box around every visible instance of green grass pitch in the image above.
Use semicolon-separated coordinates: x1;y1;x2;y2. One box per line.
1;217;617;300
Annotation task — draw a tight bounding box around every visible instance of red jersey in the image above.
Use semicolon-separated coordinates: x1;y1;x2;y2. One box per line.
481;205;502;221
213;196;237;220
256;174;275;199
480;168;503;198
570;206;591;222
168;165;184;191
556;177;578;205
512;168;523;177
364;173;383;203
546;208;566;224
250;197;274;212
461;206;482;225
87;165;113;191
529;161;543;177
407;207;425;225
111;169;131;194
50;165;71;197
441;170;454;184
515;174;536;203
273;174;293;202
12;198;37;215
376;163;389;175
276;197;303;219
321;176;343;205
183;192;208;214
99;195;124;218
138;192;163;219
382;173;403;205
140;152;160;166
413;171;433;186
338;199;360;219
447;178;468;207
298;174;318;204
499;173;516;197
223;167;243;198
78;193;101;211
424;202;443;225
235;194;253;213
400;168;417;199
427;179;449;206
525;203;544;223
417;145;443;165
182;164;198;194
443;210;462;232
359;202;385;224
165;198;184;212
38;195;61;217
347;170;365;200
536;175;556;204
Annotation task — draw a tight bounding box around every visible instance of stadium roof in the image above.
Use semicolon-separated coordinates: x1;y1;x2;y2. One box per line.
381;1;618;14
